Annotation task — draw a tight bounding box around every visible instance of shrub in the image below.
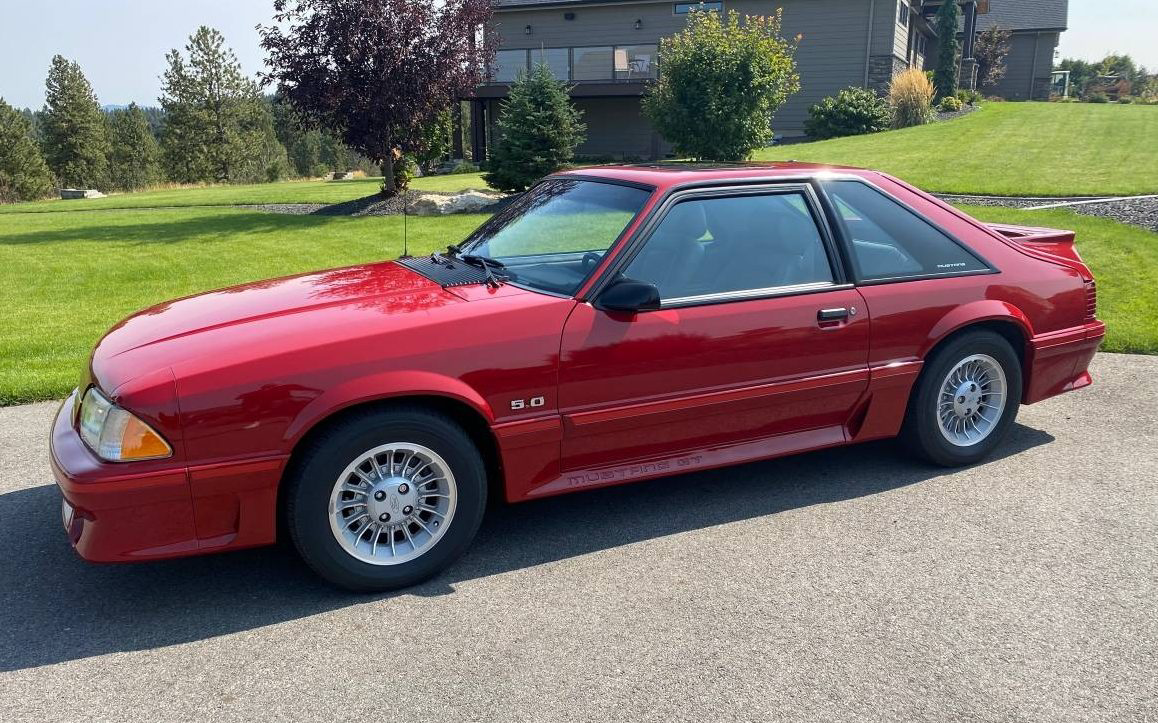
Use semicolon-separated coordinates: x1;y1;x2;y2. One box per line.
956;88;983;104
484;62;585;192
804;87;891;140
448;160;479;174
642;8;800;160
889;68;935;128
383;149;415;193
1086;92;1109;104
938;95;964;112
1117;96;1135;104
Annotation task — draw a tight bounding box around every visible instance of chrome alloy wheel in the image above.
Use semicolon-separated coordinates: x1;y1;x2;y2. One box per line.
328;443;457;565
937;354;1008;447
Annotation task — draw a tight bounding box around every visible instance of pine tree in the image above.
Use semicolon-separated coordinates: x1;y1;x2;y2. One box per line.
484;63;585;192
106;103;161;191
39;55;111;189
933;0;961;100
0;98;55;202
160;26;275;183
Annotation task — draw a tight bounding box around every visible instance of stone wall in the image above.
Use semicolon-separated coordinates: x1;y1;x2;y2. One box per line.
867;55;909;96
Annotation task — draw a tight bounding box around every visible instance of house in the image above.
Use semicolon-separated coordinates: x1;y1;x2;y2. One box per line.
963;0;1068;100
469;0;1068;160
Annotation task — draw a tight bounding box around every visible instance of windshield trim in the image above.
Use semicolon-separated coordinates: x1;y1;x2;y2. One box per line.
459;176;657;298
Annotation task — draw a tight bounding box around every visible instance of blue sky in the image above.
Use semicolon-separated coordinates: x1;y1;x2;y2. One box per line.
0;0;1154;109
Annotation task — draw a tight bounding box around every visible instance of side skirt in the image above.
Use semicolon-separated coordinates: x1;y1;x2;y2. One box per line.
525;425;847;500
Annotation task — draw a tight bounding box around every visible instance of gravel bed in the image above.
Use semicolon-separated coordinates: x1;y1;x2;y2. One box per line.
934;103;981;122
937;193;1158;231
242;189;513;217
1056;196;1158;232
935;194;1049;209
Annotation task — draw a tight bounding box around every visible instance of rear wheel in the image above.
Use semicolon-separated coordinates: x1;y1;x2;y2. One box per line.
902;330;1022;466
285;407;487;591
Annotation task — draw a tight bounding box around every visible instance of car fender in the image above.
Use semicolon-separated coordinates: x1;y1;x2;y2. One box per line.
282;370;495;447
921;300;1035;359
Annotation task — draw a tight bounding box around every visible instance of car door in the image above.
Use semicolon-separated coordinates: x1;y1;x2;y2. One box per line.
555;184;871;481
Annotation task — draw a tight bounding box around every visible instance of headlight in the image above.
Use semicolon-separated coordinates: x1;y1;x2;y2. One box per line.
78;387;172;462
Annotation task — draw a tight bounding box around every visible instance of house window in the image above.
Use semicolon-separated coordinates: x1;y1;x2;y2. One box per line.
492;49;528;82
572;46;614;80
614;45;658;80
674;1;722;15
898;3;909;26
533;48;570;81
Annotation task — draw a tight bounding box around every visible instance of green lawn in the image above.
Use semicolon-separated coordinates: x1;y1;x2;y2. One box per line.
0;172;490;214
755;103;1158;197
0;208;485;404
0;201;1153;405
957;206;1158;355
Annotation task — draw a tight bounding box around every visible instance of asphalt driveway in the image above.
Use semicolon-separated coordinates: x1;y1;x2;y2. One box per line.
1;353;1155;721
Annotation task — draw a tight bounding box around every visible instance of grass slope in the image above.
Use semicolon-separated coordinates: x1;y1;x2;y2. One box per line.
0;203;1153;405
756;103;1158;196
0;172;490;214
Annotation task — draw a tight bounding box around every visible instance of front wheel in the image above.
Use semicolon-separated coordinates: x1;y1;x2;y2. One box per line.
284;407;488;591
901;330;1023;466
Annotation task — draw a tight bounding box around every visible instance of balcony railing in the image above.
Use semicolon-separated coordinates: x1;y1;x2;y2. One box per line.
490;45;658;84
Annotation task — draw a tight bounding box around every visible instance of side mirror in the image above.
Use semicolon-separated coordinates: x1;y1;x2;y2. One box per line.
596;278;661;313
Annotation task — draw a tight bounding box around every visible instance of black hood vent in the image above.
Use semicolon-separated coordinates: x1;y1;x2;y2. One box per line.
395;255;491;288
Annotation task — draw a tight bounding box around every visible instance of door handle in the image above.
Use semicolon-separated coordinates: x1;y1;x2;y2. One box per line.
817;307;850;322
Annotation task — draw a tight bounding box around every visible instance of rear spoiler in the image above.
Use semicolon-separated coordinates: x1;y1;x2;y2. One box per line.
985;223;1093;280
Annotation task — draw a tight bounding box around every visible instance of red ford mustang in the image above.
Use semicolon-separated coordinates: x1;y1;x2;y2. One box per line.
51;164;1103;590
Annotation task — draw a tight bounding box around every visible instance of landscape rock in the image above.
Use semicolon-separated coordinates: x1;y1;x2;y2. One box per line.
59;189;105;199
406;190;506;215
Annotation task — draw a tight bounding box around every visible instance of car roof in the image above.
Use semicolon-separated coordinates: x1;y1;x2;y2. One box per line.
555;162;877;191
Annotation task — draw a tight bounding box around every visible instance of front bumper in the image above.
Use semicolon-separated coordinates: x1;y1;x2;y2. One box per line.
50;390;200;562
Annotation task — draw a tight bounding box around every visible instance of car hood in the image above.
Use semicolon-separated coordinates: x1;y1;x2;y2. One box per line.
91;261;480;391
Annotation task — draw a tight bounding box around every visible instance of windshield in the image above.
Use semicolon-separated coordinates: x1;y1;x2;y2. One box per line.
460;178;652;295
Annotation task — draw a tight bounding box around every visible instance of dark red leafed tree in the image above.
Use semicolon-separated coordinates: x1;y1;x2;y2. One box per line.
259;0;493;195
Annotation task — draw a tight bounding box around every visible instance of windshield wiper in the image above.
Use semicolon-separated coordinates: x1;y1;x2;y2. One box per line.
461;253;505;269
459;253;507;288
435;244;507;288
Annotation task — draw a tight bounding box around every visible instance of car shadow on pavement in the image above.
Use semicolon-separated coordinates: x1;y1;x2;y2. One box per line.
0;424;1053;672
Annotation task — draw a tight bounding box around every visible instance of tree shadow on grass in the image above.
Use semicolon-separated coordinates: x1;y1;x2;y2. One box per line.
0;423;1053;672
0;210;348;247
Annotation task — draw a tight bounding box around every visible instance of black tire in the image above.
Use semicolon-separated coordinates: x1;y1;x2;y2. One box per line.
901;330;1022;467
284;406;487;592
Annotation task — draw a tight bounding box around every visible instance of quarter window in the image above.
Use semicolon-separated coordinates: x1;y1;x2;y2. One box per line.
823;180;988;281
622;192;835;302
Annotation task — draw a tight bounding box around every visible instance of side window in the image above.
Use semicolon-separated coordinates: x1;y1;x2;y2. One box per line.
824;180;989;281
622;192;835;302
